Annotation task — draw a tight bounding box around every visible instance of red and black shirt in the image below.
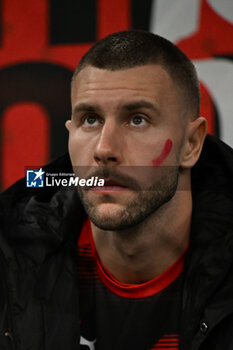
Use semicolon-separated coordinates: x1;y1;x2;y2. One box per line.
78;220;187;350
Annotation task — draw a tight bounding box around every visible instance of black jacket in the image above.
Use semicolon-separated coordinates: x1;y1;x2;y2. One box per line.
0;134;233;350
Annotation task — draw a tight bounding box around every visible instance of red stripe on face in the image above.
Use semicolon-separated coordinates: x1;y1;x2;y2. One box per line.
152;139;173;167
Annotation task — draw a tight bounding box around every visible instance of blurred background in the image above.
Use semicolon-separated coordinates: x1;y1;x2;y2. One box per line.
0;0;233;191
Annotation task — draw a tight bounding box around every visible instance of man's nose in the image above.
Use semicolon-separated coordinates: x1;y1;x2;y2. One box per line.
94;121;123;165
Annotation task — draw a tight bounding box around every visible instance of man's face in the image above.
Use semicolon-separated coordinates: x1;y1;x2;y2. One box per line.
67;64;186;230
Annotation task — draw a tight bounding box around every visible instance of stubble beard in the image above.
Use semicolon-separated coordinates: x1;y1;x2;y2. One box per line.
77;166;179;231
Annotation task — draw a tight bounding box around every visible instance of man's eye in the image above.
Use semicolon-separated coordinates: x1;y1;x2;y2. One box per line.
83;115;99;126
130;115;146;126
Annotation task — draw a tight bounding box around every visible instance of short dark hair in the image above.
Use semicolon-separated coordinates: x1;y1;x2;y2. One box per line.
72;30;200;119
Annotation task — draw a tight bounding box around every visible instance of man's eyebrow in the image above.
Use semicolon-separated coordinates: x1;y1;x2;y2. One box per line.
122;100;159;113
72;103;100;114
72;100;159;115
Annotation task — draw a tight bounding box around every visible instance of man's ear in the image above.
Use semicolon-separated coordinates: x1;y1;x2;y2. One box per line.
65;120;71;131
180;117;207;168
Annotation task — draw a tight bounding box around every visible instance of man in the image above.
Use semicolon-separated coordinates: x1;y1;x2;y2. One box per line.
0;30;233;350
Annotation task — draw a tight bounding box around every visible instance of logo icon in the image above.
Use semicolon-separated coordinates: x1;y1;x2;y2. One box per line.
26;168;45;187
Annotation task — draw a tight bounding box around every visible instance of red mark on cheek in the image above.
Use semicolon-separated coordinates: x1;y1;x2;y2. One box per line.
152;139;173;167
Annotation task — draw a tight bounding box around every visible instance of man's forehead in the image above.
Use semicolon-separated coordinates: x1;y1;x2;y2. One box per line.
71;64;183;123
71;64;176;99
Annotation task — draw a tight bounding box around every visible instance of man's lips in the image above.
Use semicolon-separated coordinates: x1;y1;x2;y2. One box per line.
90;179;129;192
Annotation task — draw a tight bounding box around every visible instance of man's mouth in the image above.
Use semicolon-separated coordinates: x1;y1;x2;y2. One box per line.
90;179;129;193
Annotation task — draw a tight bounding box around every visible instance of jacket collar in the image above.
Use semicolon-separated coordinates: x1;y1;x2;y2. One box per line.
0;153;86;264
181;135;233;346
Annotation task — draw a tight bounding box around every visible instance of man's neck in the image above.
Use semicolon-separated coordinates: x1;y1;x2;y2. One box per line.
91;189;192;284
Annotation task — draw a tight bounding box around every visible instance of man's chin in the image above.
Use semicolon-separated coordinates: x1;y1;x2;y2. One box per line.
78;172;179;231
86;203;128;231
